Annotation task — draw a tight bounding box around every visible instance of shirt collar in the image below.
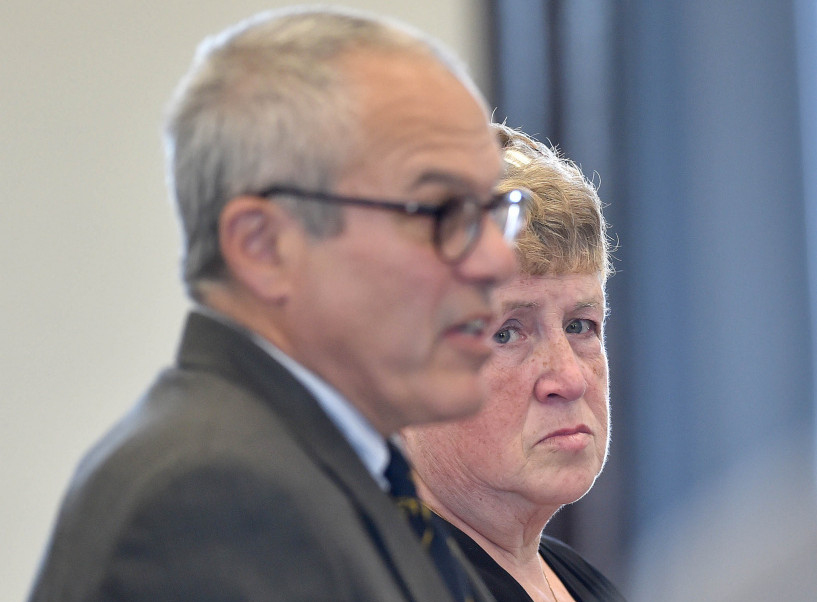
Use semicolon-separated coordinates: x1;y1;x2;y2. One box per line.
194;307;389;489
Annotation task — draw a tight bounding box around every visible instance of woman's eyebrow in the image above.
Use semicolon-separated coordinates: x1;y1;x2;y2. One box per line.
575;299;611;317
500;300;539;314
575;300;600;310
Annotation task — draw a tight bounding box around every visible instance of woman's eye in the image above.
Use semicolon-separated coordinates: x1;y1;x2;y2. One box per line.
492;326;520;345
566;319;595;335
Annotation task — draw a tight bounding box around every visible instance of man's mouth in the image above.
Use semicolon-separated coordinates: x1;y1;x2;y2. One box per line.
456;317;487;336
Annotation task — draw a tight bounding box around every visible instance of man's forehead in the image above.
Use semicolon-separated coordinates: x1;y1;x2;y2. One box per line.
332;48;500;192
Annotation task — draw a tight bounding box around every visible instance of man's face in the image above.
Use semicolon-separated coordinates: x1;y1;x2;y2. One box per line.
288;50;517;435
406;273;610;513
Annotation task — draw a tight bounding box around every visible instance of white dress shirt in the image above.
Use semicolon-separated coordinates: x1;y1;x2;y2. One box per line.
194;307;389;489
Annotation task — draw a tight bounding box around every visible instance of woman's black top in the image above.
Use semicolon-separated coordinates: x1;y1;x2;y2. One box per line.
447;521;627;601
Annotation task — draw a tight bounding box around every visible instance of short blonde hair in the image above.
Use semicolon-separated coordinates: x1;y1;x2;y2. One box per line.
494;123;612;281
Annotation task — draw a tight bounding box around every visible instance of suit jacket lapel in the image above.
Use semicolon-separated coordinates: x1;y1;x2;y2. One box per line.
176;312;472;602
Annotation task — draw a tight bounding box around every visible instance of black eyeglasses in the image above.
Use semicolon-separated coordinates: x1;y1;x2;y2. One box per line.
256;185;531;264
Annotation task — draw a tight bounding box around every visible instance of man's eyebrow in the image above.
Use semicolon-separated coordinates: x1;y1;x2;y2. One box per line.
408;171;475;192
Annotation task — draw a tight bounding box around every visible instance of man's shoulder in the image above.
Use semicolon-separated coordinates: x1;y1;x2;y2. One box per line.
31;386;410;602
73;363;309;494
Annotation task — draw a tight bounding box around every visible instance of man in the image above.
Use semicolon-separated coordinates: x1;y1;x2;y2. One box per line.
28;6;528;601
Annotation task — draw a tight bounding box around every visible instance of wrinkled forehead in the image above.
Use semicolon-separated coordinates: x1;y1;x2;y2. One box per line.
494;271;607;309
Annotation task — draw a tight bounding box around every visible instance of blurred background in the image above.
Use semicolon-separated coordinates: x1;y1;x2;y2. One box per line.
3;1;815;600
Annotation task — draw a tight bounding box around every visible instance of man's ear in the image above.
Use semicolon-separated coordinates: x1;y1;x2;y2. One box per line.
218;196;300;303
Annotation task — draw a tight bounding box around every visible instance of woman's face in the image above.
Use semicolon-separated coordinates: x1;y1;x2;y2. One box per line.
410;272;610;510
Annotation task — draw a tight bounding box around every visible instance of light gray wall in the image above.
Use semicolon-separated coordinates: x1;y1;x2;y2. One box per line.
0;2;487;600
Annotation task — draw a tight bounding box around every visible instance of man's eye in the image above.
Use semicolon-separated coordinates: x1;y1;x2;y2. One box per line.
566;319;595;335
438;196;473;219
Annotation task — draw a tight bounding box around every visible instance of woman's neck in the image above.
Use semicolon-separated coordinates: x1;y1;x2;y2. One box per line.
414;473;562;600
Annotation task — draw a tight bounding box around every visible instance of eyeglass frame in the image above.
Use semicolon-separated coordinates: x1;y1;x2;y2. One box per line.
254;185;530;264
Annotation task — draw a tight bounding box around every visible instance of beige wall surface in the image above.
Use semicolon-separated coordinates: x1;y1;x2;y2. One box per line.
0;2;487;600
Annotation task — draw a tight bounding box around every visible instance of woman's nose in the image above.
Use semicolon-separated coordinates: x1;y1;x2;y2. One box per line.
532;334;587;403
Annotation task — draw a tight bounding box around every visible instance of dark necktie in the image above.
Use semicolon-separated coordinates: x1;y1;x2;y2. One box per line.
385;441;476;602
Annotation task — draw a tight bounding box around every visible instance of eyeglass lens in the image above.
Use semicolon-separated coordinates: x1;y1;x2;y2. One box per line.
437;192;527;262
437;201;481;261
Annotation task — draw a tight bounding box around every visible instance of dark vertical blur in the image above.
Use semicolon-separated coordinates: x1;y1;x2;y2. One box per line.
487;1;817;597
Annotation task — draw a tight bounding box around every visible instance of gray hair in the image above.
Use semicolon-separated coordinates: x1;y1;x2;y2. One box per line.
163;5;476;299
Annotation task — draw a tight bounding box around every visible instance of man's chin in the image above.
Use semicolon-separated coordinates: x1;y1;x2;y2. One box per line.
418;386;486;426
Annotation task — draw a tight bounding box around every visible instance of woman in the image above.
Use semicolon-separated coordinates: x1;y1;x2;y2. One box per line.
402;123;624;601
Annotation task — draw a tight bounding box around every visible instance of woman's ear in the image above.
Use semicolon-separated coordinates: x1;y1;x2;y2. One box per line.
218;196;300;303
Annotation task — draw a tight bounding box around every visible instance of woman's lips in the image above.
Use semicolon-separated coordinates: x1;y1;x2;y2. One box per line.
540;425;592;451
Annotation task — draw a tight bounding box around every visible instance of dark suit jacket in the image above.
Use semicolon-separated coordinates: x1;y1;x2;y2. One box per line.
29;312;490;601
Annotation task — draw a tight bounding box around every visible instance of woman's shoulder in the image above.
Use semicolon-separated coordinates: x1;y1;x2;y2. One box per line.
539;535;627;601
